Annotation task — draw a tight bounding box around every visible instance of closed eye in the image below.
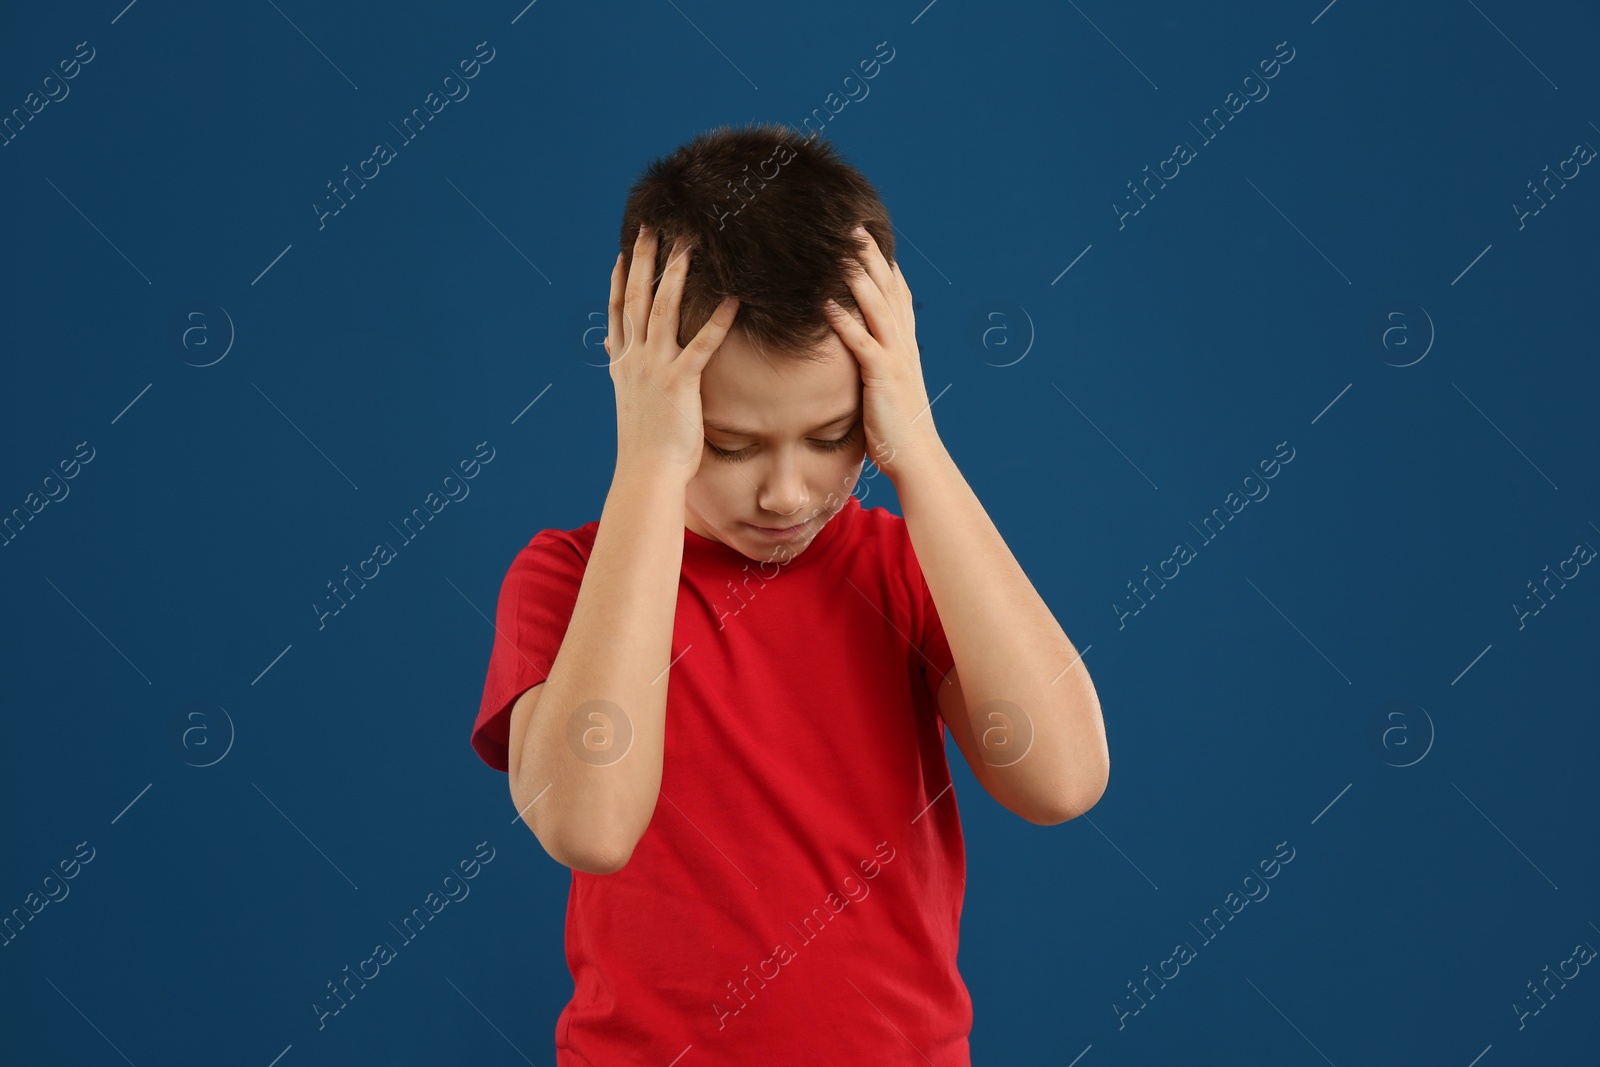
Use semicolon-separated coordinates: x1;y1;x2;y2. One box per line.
706;425;859;463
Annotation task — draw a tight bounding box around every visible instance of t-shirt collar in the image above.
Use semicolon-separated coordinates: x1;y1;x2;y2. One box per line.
683;494;860;572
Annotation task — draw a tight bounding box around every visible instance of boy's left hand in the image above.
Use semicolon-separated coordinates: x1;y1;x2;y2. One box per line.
824;225;944;482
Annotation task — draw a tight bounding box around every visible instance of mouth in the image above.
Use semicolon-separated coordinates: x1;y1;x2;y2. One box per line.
744;516;812;541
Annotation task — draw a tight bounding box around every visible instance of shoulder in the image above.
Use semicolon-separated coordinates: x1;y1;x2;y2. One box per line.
848;501;917;562
504;517;600;577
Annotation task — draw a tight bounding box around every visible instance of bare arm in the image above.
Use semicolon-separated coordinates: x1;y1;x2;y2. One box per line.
507;223;739;873
507;462;689;874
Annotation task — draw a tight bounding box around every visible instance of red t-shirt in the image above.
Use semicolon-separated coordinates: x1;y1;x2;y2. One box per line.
471;494;972;1065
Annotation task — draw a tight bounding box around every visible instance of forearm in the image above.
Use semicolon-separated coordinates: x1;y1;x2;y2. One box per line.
895;442;1109;820
511;461;684;869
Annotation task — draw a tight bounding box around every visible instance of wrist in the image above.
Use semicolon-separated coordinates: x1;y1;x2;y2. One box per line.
614;454;694;492
881;429;951;487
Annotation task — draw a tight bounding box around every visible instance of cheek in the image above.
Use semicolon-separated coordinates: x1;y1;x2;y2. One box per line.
819;447;868;500
686;466;738;512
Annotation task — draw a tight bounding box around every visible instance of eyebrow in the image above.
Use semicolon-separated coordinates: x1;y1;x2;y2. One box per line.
703;405;861;439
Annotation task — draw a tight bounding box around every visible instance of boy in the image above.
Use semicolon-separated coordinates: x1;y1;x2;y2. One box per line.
471;124;1108;1065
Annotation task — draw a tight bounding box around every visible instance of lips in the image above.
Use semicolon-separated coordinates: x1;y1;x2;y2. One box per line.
744;515;813;541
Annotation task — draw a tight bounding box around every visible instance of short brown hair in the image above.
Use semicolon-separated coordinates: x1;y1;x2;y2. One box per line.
618;123;895;360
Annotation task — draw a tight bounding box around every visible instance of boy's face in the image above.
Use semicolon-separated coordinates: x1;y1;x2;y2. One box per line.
685;325;866;563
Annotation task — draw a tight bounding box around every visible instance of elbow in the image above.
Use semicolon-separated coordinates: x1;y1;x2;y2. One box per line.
524;815;638;874
509;775;640;874
1023;761;1110;826
554;835;637;875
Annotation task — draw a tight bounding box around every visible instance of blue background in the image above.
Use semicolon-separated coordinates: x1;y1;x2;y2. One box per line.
3;1;1597;1064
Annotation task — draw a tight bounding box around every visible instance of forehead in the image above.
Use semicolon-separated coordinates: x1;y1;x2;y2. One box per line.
700;329;860;432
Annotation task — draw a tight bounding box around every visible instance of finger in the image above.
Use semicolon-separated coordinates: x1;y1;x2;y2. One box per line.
824;299;881;369
852;226;899;309
679;295;740;375
606;251;625;365
890;260;915;329
840;253;898;345
651;238;693;350
624;223;659;348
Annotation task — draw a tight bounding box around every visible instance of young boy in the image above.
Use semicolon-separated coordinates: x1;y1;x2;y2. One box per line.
470;124;1108;1066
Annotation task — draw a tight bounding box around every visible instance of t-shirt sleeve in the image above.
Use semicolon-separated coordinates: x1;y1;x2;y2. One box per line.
470;530;590;773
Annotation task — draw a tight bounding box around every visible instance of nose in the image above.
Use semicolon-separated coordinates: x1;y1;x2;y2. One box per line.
757;448;809;520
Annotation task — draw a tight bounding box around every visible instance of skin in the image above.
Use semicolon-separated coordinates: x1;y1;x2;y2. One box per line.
684;330;870;563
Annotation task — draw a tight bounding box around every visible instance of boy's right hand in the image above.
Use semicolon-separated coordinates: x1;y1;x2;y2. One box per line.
605;224;741;484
